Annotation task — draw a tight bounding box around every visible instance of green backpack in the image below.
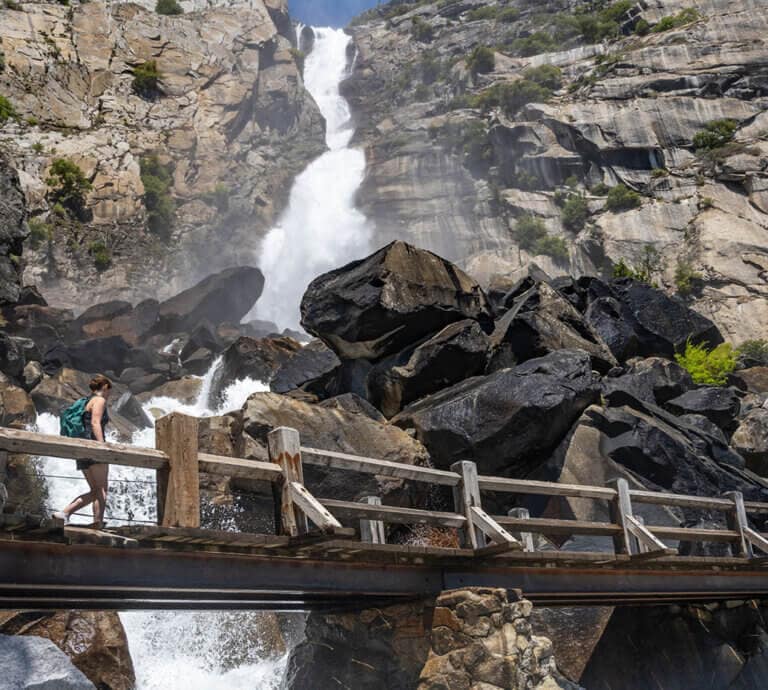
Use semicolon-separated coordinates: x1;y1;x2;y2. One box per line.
60;397;91;438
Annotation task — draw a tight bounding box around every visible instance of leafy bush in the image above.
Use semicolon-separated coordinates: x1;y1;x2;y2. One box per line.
675;341;736;386
738;340;768;366
466;6;497;21
535;235;568;261
32;142;44;154
591;182;611;195
467;46;495;75
634;18;650;35
469;79;551;115
522;64;562;90
88;241;112;272
692;119;738;151
612;245;661;284
0;95;16;124
515;215;568;260
497;7;520;23
561;194;590;231
45;158;93;218
411;16;434;42
605;184;642;212
652;7;700;33
140;154;175;236
156;0;183;15
674;260;702;296
132;61;162;99
511;32;558;57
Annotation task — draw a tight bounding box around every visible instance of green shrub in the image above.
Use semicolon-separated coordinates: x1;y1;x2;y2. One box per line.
467;46;495;75
202;182;230;211
155;0;183;14
535;234;568;261
516;214;547;250
466;6;497;21
522;64;562;90
511;32;558;57
497;7;520;23
88;240;112;271
132;60;162;99
31;142;44;154
0;95;16;124
605;184;642;212
470;79;551;115
699;196;714;209
652;7;700;33
634;18;650;35
45;158;93;218
674;260;702;296
650;168;668;178
591;182;611;195
140;154;175;236
27;218;52;248
561;194;590;231
411;16;434;42
738;339;768;366
692;119;738;151
675;341;736;386
612;245;661;285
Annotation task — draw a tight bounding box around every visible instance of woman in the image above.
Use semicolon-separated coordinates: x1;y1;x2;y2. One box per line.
54;374;112;528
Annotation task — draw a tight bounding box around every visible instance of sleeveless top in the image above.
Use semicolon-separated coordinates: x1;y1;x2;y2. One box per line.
83;397;110;440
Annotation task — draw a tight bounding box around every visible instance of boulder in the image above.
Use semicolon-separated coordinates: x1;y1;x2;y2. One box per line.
45;336;132;377
732;367;768;394
271;340;340;394
393;350;600;473
731;408;768;475
8;305;73;356
368;319;492;417
300;241;493;360
0;380;36;428
136;377;202;405
11;337;41;365
181;348;215;376
179;322;222;362
584;296;645;363
0;611;134;690
0;633;95;689
73;300;133;335
76;299;160;346
601;357;695;406
0;157;28;306
664;387;742;434
22;361;43;391
0;332;25;380
488;283;616;374
318;393;387;422
154;266;264;334
242;391;431;501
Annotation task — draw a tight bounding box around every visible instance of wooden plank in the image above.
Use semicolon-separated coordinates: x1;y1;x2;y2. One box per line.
289;481;343;533
508;508;535;552
495;515;622;537
319;499;466;528
630;489;734;511
744;527;768;556
608;478;635;555
268;427;308;537
477;475;616;500
155;413;200;529
198;454;282;482
649;526;740;543
470;506;521;548
0;426;168;469
723;491;752;558
743;500;768;513
65;526;138;548
359;496;386;544
300;446;460;486
452;460;485;549
625;515;677;559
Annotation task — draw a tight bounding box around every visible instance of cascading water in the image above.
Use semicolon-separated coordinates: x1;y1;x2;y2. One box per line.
255;27;372;331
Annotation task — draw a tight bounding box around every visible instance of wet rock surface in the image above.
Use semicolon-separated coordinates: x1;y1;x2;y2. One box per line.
0;633;95;689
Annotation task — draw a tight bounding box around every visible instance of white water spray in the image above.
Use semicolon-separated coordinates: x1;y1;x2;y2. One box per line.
255;27;372;331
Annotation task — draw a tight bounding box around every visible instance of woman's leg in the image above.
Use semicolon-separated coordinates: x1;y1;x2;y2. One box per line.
86;463;109;524
62;469;98;518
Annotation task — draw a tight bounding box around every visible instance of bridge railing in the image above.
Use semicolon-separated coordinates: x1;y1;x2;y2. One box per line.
1;414;768;561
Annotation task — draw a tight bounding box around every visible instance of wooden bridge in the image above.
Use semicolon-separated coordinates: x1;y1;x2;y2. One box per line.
1;414;768;611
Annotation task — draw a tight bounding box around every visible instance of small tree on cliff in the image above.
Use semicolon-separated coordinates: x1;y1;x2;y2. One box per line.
132;61;163;100
45;158;93;219
156;0;183;14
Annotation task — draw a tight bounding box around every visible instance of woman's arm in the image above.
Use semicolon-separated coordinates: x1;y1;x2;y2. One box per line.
90;397;107;443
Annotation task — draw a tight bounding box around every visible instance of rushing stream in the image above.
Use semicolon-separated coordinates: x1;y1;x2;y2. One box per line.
255;26;372;331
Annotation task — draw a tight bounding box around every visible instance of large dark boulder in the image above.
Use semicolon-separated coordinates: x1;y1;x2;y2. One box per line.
45;336;132;377
0;333;24;380
601;357;694;406
393;350;600;473
271;340;340;394
584;296;643;362
488;283;616;373
664;387;742;434
300;241;493;361
0;157;28;306
72;299;159;346
154;266;264;334
7;304;73;356
368;319;491;417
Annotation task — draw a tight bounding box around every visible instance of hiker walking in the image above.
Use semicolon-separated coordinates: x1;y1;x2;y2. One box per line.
54;374;113;528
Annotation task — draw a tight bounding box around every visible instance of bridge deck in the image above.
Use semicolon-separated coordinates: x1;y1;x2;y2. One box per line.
1;518;767;611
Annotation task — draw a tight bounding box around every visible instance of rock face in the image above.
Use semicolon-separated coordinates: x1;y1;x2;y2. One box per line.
731;408;768;475
345;0;768;344
664;386;742;434
301;241;494;360
0;633;95;689
0;0;324;308
0;611;135;690
0;156;28;305
393;350;600;472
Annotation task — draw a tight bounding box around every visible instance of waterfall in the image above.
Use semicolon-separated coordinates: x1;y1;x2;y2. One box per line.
255;27;372;331
34;359;285;688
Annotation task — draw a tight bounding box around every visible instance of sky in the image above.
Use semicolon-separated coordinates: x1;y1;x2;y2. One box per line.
289;0;381;27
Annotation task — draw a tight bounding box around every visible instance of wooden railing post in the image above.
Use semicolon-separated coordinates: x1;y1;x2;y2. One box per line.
451;460;485;549
607;478;636;555
268;427;309;537
359;496;386;544
507;507;535;552
155;413;200;528
723;491;753;558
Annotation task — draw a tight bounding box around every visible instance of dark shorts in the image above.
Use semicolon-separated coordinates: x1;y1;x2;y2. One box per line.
77;459;96;472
